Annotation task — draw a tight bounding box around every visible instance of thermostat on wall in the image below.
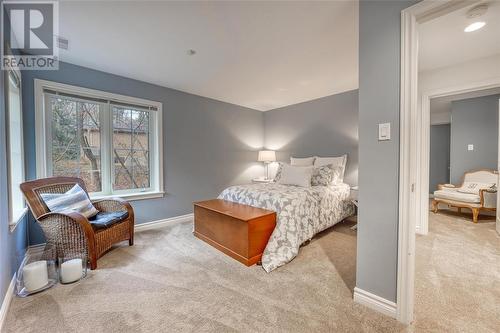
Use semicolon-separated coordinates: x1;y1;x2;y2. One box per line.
378;123;391;141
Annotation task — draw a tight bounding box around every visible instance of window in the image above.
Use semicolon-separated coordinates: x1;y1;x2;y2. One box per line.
5;69;26;226
36;80;163;200
112;106;151;191
49;95;104;192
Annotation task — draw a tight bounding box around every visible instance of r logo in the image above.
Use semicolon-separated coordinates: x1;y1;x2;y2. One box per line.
2;2;54;56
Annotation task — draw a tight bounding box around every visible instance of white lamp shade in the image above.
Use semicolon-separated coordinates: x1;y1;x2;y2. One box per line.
258;150;276;162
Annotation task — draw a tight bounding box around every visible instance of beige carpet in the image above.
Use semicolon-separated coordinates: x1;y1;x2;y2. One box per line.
4;218;405;333
413;209;500;333
5;211;498;332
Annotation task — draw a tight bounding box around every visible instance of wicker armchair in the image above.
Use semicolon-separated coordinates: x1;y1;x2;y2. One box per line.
20;177;135;270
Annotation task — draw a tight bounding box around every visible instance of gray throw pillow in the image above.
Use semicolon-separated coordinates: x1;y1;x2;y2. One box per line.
274;162;284;182
311;164;343;186
40;184;98;218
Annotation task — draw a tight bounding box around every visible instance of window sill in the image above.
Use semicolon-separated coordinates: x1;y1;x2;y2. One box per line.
90;191;165;202
9;207;28;232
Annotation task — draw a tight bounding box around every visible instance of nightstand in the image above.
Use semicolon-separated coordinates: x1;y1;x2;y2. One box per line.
252;178;274;184
349;186;358;230
350;186;358;205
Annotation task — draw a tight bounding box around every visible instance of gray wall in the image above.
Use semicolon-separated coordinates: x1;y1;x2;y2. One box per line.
357;0;418;303
0;61;29;312
22;62;264;245
263;90;358;185
429;124;450;192
450;95;499;184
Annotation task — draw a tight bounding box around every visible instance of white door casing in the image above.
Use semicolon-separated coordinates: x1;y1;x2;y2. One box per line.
497;98;500;235
398;0;484;325
418;79;500;236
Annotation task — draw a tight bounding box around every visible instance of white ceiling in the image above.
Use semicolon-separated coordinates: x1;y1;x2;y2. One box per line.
419;1;500;72
56;1;359;111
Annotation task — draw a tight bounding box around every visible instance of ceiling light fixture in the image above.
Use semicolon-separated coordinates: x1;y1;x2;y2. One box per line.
464;21;486;32
464;4;488;32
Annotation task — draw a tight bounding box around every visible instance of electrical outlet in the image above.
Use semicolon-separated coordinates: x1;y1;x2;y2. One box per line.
468;144;474;151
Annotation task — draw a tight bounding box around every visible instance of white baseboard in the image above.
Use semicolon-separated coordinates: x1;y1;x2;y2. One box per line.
353;287;397;318
0;274;17;332
135;213;194;232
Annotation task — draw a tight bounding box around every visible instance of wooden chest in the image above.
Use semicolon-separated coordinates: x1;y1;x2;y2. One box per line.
193;199;276;266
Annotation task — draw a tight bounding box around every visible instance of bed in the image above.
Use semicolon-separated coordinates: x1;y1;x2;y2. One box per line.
218;182;354;272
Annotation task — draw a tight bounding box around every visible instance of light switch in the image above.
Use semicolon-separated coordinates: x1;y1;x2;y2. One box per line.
379;123;391;141
468;144;474;151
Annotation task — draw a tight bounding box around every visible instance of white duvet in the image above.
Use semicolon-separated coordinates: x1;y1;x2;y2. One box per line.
218;183;354;272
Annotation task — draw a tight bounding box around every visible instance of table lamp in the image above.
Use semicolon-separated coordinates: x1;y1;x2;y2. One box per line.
258;150;276;180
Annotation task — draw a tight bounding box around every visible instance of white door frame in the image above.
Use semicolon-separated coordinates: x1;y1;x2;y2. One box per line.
419;78;500;235
497;98;500;235
397;0;483;324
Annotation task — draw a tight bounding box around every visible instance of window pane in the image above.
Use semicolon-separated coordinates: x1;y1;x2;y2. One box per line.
50;96;102;192
112;106;150;190
7;71;25;219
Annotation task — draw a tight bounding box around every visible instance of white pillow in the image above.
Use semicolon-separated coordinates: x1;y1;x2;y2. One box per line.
314;155;347;181
278;165;314;187
314;155;346;168
457;182;494;194
290;156;315;166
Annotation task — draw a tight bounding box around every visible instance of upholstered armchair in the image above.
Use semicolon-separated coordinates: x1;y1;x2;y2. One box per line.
20;177;135;269
432;169;498;223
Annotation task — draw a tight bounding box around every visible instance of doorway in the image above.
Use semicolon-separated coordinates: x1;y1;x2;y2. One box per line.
398;0;500;325
417;89;500;330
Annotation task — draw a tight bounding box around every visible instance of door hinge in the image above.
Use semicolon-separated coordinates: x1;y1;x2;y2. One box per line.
411;183;415;192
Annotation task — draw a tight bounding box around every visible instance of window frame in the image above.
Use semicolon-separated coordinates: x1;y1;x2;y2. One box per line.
5;67;27;229
35;79;164;201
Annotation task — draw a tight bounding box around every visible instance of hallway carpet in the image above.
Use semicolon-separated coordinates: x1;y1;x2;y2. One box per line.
413;210;500;333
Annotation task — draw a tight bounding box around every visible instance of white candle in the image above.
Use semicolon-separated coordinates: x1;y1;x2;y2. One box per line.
23;261;48;292
60;259;83;284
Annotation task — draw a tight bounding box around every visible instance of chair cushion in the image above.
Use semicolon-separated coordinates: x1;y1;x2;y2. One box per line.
88;211;129;230
434;189;480;203
40;184;98;218
457;182;494;194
